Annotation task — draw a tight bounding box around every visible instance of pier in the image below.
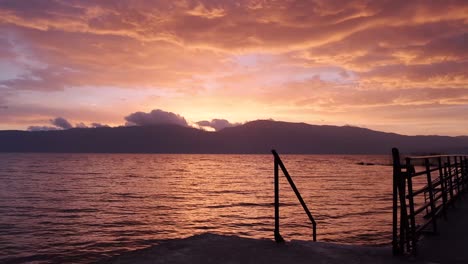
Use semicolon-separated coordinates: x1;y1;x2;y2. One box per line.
392;148;468;256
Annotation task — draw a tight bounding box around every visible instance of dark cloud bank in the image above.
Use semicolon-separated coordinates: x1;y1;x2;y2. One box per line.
125;109;188;127
51;117;73;129
125;109;241;131
28;117;109;131
28;117;73;131
196;119;240;131
26;109;240;132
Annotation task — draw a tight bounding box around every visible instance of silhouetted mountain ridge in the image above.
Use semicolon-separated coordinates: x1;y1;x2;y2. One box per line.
1;120;467;154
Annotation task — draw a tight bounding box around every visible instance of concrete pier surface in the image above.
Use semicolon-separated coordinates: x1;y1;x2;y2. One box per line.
417;199;468;264
99;199;468;264
97;233;405;264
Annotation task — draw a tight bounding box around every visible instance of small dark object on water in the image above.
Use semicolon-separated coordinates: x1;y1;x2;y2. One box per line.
356;162;376;166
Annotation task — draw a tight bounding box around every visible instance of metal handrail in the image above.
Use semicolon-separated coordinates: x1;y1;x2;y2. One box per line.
392;147;468;255
272;149;317;242
407;154;466;159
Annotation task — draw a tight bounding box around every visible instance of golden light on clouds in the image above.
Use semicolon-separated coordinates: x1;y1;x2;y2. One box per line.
0;0;467;135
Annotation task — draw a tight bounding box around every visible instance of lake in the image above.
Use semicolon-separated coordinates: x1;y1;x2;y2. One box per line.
0;153;394;263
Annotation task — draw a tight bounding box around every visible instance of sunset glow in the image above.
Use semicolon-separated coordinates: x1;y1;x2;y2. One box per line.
1;0;467;135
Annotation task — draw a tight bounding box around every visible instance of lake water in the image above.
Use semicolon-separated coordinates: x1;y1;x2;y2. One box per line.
0;153;395;263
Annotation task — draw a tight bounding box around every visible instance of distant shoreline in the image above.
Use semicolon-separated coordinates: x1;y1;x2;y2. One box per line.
1;121;467;154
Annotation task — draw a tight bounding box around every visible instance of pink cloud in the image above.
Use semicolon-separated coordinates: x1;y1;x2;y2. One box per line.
0;0;467;135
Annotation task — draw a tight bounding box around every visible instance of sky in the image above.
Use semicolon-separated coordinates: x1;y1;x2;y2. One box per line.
0;0;467;135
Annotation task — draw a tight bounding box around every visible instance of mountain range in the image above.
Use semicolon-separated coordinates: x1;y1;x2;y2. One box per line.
1;120;467;154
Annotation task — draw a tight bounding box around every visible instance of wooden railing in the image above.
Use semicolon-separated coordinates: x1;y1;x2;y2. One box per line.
392;148;468;255
272;149;317;242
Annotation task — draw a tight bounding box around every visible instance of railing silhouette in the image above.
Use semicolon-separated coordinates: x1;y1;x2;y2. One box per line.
392;148;468;255
272;149;317;242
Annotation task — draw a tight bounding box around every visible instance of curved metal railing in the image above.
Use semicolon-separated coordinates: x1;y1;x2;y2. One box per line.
272;149;317;242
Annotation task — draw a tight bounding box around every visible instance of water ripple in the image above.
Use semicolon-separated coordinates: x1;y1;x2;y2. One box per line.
0;153;393;263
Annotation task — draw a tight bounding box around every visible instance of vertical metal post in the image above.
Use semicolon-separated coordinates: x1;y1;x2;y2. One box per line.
424;158;438;233
461;156;466;190
447;157;455;201
438;157;448;219
461;157;465;190
312;222;317;242
274;153;284;242
454;157;461;195
391;148;400;255
465;156;468;190
462;156;467;191
464;157;468;190
398;165;409;253
406;158;417;254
